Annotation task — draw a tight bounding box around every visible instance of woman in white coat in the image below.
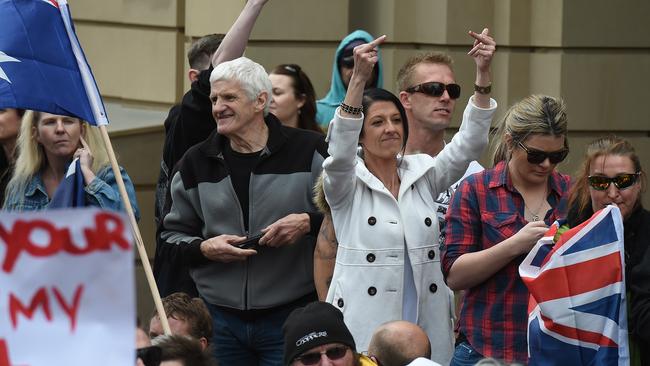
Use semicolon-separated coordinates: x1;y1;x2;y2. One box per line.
322;34;497;365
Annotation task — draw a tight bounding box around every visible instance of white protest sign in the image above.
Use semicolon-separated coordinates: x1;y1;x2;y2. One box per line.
0;208;134;366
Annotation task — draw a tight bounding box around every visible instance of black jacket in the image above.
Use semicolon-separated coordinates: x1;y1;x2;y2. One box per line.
153;68;215;297
568;204;650;364
626;207;650;365
157;113;327;308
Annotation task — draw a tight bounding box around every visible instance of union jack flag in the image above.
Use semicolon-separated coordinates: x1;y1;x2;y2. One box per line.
519;205;629;366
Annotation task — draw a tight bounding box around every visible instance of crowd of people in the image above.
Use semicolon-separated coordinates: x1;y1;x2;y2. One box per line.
1;0;648;365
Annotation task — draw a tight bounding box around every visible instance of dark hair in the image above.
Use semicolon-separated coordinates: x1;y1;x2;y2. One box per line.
153;292;213;343
270;64;321;133
0;108;25;117
187;34;225;70
361;88;409;155
153;334;216;366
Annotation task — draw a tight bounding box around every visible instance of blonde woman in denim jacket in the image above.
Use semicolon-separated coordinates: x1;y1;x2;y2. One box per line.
3;111;139;218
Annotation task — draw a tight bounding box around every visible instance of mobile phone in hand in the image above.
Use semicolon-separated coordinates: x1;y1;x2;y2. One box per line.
236;234;263;249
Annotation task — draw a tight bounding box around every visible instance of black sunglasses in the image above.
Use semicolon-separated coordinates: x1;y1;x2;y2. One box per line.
405;82;461;99
517;142;568;164
588;173;640;191
294;346;348;365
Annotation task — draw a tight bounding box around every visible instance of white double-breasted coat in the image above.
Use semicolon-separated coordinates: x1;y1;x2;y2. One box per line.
323;97;496;365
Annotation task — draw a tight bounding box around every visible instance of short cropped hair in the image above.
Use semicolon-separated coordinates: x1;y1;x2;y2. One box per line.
210;57;273;115
154;292;213;343
187;34;224;70
396;52;454;92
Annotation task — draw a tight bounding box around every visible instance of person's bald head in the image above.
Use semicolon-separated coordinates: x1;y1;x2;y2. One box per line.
367;321;431;366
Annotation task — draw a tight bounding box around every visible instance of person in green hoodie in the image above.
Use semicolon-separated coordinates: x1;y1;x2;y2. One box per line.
316;30;384;128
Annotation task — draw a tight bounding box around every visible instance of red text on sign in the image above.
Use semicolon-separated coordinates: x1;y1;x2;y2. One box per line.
0;212;129;273
8;284;84;332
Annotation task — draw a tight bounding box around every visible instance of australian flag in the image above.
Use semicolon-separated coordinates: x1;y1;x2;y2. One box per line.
0;0;108;125
519;205;629;366
48;158;86;208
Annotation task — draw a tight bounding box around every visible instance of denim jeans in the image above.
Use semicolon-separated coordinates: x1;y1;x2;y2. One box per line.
450;341;484;366
205;301;295;366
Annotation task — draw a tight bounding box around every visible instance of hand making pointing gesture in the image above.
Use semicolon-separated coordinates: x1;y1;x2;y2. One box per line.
340;35;387;118
467;28;496;108
468;28;496;72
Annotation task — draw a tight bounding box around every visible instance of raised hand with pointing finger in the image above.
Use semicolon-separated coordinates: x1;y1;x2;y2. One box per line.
467;28;496;108
340;35;387;118
352;35;385;84
468;28;496;72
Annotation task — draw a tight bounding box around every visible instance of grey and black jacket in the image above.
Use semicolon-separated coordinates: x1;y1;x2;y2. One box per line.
159;113;327;310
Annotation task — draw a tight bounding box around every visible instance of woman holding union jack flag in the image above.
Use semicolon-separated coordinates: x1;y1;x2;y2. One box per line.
442;95;571;365
566;136;649;366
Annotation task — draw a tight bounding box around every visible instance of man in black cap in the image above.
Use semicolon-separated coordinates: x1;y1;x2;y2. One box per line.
283;301;376;366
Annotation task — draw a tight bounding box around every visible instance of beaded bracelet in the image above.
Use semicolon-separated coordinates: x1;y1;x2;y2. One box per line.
474;83;492;95
339;102;363;116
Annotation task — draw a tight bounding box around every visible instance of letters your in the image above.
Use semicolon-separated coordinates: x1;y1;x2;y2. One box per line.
0;212;130;274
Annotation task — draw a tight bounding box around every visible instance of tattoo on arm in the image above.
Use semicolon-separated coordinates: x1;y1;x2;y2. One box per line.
316;216;339;259
319;215;338;246
315;215;337;300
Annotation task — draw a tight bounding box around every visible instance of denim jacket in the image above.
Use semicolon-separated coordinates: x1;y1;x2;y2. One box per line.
3;164;140;220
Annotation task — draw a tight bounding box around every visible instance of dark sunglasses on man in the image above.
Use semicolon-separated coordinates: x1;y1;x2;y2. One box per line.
588;172;640;191
517;141;569;165
293;345;349;365
405;81;461;100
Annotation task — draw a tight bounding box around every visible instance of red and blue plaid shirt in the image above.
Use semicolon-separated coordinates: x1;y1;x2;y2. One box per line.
441;160;571;363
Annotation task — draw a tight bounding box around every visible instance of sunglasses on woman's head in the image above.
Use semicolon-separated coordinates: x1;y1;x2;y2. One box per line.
517;142;568;164
588;173;640;191
294;346;348;365
405;82;461;100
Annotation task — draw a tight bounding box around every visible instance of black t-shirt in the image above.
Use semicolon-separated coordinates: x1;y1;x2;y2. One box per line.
222;143;261;231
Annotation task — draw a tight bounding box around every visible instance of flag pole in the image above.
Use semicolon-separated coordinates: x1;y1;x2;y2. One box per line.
54;0;169;335
98;125;171;336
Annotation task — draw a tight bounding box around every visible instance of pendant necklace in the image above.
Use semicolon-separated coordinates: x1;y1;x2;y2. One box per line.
524;187;547;222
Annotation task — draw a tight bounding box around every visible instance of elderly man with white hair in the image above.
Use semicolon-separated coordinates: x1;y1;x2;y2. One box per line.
159;56;328;366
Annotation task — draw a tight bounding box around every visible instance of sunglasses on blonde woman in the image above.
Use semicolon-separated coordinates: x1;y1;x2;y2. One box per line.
588;173;640;191
294;346;348;365
517;142;568;164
